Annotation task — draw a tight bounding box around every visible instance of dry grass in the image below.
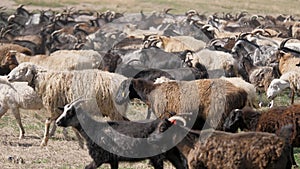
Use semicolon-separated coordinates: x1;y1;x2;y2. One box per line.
4;0;300;15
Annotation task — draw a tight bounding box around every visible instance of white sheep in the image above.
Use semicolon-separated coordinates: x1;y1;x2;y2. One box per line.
16;50;104;71
0;76;43;139
185;48;236;70
7;62;129;146
267;71;300;106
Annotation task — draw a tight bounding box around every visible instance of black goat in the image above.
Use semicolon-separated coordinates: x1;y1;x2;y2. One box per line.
56;98;188;169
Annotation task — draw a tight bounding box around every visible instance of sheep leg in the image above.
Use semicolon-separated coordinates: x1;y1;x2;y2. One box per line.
291;90;295;105
0;107;8;118
40;118;52;147
146;107;152;119
11;109;25;139
49;120;57;137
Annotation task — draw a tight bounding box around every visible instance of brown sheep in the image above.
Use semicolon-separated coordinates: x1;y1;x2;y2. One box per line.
223;104;300;165
152;122;293;169
0;50;19;75
116;78;248;130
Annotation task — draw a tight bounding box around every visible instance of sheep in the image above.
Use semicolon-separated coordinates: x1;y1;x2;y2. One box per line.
223;105;300;166
277;51;300;74
15;49;104;71
115;78;248;130
0;76;43;139
267;71;300;105
184;48;236;71
151;118;293;169
220;76;258;108
143;34;206;52
7;62;129;146
55;98;188;169
238;55;280;106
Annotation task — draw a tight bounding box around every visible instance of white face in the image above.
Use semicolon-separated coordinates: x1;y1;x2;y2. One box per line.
266;79;286;99
7;63;32;83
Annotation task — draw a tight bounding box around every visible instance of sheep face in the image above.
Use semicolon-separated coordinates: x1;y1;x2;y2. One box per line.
266;79;289;99
7;63;35;83
56;104;79;128
223;109;244;132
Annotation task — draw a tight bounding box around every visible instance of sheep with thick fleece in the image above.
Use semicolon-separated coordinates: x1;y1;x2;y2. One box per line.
185;48;236;70
152;119;293;169
116;78;248;130
7;62;128;146
0;76;43;139
220;77;258;108
267;71;300;105
16;50;103;71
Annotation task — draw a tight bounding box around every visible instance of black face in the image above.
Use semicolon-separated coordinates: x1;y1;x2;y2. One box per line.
56;106;77;127
223;109;243;132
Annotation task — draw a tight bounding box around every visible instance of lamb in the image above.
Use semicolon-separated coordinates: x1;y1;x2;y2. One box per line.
0;76;43;139
267;71;300;105
223;105;300;166
15;49;104;71
0;44;32;62
115;78;248;130
150;117;293;169
7;62;129;146
55;98;188;169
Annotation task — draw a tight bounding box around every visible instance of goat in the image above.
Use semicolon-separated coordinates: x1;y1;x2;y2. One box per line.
56;98;188;169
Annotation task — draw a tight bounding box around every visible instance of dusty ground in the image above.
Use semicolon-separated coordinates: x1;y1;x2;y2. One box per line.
0;103;178;169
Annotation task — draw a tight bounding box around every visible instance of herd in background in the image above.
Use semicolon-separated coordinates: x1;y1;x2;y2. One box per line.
1;4;300;169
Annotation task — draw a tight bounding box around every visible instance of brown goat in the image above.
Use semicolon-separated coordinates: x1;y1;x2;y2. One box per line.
0;50;19;75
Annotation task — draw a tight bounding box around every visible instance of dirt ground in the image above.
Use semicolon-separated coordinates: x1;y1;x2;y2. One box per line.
0;104;177;169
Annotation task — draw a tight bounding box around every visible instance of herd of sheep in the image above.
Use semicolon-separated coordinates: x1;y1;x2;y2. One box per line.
1;4;300;169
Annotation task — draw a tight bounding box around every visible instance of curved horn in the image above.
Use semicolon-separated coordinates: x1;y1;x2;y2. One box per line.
168;116;187;126
279;38;293;49
251;28;265;35
70;97;89;107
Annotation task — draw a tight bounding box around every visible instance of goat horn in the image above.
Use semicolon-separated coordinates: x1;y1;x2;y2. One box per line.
168;116;187;126
70;97;89;107
279;38;293;49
